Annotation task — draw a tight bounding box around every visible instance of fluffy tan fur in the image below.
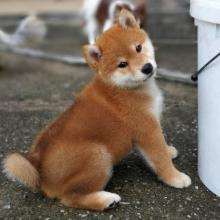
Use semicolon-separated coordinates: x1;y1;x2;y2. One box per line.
3;153;39;191
3;9;191;211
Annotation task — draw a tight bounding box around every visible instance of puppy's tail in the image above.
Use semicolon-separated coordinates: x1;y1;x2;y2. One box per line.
2;152;40;191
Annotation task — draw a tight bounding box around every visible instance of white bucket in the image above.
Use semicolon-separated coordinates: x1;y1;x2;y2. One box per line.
190;0;220;196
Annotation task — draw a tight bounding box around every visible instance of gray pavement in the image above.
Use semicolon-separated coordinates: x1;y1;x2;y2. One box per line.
0;53;220;220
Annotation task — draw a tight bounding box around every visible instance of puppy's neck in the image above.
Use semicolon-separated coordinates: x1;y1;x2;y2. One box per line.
92;76;157;99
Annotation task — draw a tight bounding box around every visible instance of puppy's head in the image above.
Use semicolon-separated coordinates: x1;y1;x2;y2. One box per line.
83;9;157;89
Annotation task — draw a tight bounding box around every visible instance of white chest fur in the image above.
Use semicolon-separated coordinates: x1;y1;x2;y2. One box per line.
143;79;163;120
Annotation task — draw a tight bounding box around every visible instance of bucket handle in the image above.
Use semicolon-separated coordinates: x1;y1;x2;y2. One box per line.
191;52;220;81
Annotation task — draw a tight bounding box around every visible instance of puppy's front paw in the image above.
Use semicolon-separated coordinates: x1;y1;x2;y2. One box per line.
168;145;178;159
165;171;191;188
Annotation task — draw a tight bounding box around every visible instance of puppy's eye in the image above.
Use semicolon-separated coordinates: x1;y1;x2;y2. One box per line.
118;62;128;68
136;44;142;53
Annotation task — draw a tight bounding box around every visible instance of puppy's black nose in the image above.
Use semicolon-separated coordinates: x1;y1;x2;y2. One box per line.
141;63;153;75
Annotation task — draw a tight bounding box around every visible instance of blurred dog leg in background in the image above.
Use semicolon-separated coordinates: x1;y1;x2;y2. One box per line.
0;15;47;48
82;0;147;44
81;0;102;44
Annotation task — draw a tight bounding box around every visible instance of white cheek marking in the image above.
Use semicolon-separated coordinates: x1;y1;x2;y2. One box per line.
111;70;147;88
111;71;134;88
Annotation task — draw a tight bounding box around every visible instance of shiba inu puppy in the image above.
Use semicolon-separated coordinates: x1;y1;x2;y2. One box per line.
3;9;191;211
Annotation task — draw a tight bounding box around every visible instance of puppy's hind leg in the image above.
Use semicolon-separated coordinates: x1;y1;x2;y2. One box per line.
59;147;121;211
61;191;121;211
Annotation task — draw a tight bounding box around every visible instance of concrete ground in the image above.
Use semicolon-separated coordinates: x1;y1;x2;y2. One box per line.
0;51;220;220
0;0;220;219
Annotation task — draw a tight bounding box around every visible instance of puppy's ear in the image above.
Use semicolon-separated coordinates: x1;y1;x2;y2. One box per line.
83;45;101;70
118;9;139;29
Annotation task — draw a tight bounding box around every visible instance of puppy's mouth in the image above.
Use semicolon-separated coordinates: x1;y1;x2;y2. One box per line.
133;69;156;84
134;74;152;83
143;72;154;81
